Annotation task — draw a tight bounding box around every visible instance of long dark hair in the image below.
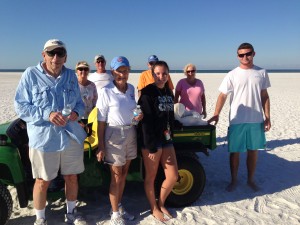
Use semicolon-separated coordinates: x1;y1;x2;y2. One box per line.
151;61;169;73
151;61;171;90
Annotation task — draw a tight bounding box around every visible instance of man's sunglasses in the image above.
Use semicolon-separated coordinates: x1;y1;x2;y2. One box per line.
186;70;196;73
46;48;66;58
96;60;105;63
77;67;89;72
238;51;253;58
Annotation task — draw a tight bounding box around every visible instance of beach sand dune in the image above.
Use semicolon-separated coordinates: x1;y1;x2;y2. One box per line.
1;72;300;225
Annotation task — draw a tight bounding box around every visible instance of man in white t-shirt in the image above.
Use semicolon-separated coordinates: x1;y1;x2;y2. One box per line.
208;43;271;192
88;54;113;94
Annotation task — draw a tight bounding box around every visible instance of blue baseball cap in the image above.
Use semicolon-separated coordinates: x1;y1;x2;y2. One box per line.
110;56;130;70
148;55;159;63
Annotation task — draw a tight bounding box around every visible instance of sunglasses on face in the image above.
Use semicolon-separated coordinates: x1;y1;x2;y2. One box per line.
186;70;196;74
238;51;253;58
77;67;89;72
46;48;66;58
96;60;105;63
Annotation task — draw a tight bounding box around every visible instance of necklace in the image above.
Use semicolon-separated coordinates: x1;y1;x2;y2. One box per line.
156;85;167;96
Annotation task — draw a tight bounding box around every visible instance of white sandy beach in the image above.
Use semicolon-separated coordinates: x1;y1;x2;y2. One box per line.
1;71;300;225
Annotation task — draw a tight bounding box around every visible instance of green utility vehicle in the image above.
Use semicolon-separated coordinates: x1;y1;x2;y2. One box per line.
0;109;216;225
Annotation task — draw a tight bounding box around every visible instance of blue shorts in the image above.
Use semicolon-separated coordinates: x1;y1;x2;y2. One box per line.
228;123;266;153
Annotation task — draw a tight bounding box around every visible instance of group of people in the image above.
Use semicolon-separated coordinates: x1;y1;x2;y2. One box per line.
14;39;271;225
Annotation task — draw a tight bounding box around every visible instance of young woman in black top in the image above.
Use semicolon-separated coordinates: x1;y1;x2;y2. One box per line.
138;61;178;222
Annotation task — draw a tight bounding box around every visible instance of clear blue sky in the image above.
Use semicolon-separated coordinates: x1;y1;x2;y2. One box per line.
0;0;299;70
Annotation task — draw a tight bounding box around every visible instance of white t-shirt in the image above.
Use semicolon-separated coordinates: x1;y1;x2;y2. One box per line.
88;71;113;93
96;82;136;126
219;65;271;125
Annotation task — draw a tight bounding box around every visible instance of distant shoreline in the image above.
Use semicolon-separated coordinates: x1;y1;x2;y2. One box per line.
1;69;300;73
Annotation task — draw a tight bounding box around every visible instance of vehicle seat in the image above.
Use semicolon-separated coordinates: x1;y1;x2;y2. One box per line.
84;107;98;152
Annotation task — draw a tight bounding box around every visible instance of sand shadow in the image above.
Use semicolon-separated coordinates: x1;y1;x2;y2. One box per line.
6;182;150;225
194;136;300;206
216;136;227;144
267;137;300;149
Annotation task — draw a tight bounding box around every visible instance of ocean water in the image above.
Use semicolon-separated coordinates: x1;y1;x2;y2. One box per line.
1;69;300;73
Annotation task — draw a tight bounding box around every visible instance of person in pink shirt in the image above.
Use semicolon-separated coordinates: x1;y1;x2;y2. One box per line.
174;64;207;118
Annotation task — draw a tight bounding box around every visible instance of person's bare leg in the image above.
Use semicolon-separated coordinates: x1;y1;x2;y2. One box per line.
33;178;51;209
247;150;259;191
158;145;178;218
109;165;123;212
226;153;239;192
142;149;166;222
117;160;131;203
64;174;78;201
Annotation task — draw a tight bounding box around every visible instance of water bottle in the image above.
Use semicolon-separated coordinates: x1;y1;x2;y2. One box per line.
132;105;142;125
192;111;205;120
192;111;201;118
62;104;72;117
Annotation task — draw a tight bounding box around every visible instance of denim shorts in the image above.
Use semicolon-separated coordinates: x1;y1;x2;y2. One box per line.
156;141;174;149
140;140;173;152
228;123;266;152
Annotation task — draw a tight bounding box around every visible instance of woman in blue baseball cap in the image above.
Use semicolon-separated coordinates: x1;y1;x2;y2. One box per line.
96;56;143;225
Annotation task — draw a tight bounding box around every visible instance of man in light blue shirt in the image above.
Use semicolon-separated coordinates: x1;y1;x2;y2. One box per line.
15;39;87;225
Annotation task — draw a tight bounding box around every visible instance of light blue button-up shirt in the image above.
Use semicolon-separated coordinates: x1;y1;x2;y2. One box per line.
14;62;86;152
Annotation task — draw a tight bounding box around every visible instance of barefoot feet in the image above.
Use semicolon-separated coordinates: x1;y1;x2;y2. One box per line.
226;180;260;192
247;181;260;192
226;181;237;192
152;208;168;222
160;206;173;219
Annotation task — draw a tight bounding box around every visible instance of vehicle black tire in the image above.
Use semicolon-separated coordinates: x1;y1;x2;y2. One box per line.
0;183;13;225
155;153;206;208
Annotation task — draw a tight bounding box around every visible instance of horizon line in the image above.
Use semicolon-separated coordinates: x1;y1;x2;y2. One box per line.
1;68;300;73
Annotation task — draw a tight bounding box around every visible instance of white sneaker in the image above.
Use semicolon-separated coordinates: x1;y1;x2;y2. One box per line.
34;218;47;225
119;205;135;221
65;208;87;225
109;205;135;221
110;215;125;225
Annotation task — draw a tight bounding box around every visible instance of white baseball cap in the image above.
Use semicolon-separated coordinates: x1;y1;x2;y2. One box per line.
43;39;66;51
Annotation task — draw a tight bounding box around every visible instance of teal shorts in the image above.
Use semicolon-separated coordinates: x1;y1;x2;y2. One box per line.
228;123;266;153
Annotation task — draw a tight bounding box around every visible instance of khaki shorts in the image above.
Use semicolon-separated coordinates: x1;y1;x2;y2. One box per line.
29;139;84;181
104;126;137;166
